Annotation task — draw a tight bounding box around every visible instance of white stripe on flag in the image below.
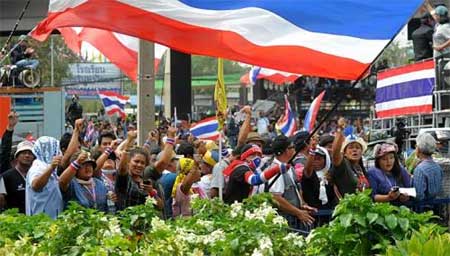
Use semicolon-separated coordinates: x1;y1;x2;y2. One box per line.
375;95;432;111
377;69;435;88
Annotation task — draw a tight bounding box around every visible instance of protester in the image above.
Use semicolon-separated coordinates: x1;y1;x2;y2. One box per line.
367;142;411;203
330;117;370;199
198;150;219;197
66;95;83;128
432;5;450;58
59;151;109;212
25;136;63;219
10;35;39;70
301;146;337;210
267;135;315;229
0;140;35;213
413;133;443;201
172;158;203;217
223;144;287;204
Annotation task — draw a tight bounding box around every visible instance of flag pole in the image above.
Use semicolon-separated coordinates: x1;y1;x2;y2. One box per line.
218;131;223;201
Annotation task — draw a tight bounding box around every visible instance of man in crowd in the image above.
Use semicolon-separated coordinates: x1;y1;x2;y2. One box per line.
10;36;39;70
267;135;315;229
412;13;434;61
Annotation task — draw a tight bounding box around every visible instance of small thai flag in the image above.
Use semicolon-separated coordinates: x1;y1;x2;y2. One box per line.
276;95;297;137
98;91;129;118
190;116;220;141
304;90;326;132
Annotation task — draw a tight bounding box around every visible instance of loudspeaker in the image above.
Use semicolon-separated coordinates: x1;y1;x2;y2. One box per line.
407;18;421;41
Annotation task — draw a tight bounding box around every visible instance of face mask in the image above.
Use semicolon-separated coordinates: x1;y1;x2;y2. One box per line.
102;169;116;175
249;156;262;169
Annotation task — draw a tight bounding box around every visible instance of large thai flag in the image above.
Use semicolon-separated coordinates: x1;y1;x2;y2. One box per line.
375;60;434;118
276;95;297;137
55;28;167;81
31;0;422;80
98;91;130;118
304;90;326;132
240;66;301;86
190;117;220;141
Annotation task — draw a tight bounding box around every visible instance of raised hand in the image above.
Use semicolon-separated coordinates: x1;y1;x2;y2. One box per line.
74;118;84;132
167;126;177;138
7;111;19;130
337;117;347;130
51;155;63;169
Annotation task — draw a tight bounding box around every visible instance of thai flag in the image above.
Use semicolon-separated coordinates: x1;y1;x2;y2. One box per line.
190;116;220;141
376;60;434;118
304;91;326;132
31;0;422;80
53;27;167;81
276;95;297;137
98;91;129;118
240;66;301;86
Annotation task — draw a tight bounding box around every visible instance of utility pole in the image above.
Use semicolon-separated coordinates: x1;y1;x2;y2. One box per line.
137;40;155;145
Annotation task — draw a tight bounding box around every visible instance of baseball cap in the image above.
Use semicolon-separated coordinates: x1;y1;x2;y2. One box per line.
15;141;35;158
246;132;265;145
202;150;219;166
70;152;97;169
291;131;310;152
272;134;294;156
341;134;367;153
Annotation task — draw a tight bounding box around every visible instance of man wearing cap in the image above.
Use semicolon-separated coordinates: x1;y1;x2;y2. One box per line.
223;144;288;204
291;131;311;182
267;135;315;228
0;140;35;213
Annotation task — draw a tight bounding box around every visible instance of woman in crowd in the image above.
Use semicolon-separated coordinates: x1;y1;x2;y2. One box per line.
330;117;370;199
302;146;337;210
59;151;109;211
116;147;163;210
26;136;63;219
172;157;204;217
367;142;411;203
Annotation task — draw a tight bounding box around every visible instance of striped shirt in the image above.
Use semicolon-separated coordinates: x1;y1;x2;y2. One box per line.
413;159;443;201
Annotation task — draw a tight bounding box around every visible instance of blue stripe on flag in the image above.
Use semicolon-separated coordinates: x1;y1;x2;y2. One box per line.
376;78;434;103
180;0;422;39
102;98;126;109
190;123;218;137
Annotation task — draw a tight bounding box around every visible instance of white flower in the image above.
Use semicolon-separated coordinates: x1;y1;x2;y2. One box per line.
107;217;122;236
284;233;306;248
230;201;243;218
196;219;214;231
190;193;200;200
273;216;287;226
251;248;264;256
151;217;168;231
258;236;273;253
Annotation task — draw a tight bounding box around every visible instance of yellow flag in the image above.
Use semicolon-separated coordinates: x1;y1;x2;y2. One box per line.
214;58;227;130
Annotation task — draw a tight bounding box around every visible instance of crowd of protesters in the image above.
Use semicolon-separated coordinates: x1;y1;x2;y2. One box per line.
0;102;446;233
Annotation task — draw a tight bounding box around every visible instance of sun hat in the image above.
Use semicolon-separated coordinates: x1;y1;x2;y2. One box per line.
14;141;35;158
341;134;367;153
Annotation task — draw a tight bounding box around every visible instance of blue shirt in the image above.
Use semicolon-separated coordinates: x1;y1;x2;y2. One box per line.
413;159;443;201
64;178;108;212
367;166;411;199
26;164;63;219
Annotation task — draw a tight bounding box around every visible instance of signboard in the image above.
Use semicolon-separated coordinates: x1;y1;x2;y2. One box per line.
0;96;11;136
63;63;122;99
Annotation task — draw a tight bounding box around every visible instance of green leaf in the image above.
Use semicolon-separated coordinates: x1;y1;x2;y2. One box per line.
339;213;353;228
398;218;410;232
385;214;398;230
366;213;378;224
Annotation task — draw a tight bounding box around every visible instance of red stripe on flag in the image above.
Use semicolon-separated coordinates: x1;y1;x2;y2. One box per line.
31;1;368;80
376;105;432;118
378;60;434;80
0;97;11;137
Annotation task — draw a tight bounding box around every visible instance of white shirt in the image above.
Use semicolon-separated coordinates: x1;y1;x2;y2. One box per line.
268;158;296;194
